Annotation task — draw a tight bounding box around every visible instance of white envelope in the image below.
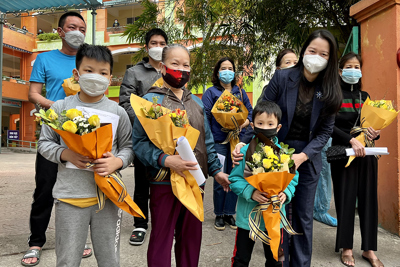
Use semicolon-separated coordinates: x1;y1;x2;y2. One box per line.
345;147;389;156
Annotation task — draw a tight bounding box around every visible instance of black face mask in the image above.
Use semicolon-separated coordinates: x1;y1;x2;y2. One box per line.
254;127;278;139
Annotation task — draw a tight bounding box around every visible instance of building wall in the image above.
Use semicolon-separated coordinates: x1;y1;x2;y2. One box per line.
351;0;400;235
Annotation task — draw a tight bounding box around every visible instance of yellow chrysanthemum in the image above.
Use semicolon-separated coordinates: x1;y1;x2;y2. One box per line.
46;109;58;120
88;115;100;127
66;108;83;120
252;152;262;163
217;103;225;110
62;121;78;134
262;158;272;169
263;146;274;157
280;154;290;164
170;113;177;118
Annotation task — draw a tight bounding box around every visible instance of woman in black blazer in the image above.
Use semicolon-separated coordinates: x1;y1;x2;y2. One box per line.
262;30;342;267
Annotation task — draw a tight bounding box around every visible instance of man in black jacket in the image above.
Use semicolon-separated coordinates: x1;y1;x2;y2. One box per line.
119;28;168;246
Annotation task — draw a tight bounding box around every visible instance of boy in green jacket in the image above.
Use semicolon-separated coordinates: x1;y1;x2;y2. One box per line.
229;101;299;267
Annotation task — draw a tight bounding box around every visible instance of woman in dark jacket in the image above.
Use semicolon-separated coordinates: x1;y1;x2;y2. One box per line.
202;57;253;231
331;52;382;267
261;29;342;267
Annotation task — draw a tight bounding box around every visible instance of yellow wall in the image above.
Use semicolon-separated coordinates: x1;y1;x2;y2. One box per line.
112;54;134;77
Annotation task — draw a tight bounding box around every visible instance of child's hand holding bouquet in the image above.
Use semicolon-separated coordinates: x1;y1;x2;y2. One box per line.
35;108;145;218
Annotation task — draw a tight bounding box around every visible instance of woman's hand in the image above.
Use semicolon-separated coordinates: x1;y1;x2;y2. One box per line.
214;172;231;192
164;155;198;178
349;138;366;157
232;143;246;165
239;119;250;131
292;152;308;170
251;190;269;203
366;127;380;141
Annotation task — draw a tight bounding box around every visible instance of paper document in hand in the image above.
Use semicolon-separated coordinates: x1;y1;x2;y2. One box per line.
345;147;389;156
217;153;225;172
176;136;206;186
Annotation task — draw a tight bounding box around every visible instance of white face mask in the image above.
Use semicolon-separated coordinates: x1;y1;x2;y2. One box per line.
78;72;110;97
62;29;85;49
303;54;328;74
148;47;163;61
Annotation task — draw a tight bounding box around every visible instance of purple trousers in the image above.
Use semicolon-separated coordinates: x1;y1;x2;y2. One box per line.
147;183;202;267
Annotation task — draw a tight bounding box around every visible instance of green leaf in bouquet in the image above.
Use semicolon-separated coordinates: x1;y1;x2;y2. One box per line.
246;161;255;169
287;148;295;155
255;142;264;153
47;123;58;129
288;159;295;168
39;109;46;116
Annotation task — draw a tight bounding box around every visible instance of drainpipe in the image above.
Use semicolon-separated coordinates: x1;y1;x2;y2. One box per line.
0;13;5;154
91;9;97;45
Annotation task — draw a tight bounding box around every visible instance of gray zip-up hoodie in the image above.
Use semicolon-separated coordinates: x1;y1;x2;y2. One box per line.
38;94;134;199
119;58;162;125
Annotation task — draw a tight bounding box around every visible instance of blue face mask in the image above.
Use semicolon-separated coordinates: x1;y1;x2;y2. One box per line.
341;68;362;84
219;70;235;84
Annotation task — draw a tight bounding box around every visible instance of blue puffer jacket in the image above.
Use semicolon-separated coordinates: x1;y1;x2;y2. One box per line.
229;137;299;230
202;85;253;143
132;86;222;184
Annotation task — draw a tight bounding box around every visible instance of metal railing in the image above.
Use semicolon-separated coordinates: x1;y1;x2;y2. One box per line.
106;26;127;34
6;139;37;152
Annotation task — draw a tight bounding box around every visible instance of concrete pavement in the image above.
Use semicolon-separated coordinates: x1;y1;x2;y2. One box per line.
0;148;399;267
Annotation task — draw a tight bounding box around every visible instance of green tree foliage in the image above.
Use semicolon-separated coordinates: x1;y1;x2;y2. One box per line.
123;0;360;92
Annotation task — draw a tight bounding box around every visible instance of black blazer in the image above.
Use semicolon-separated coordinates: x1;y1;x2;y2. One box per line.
262;67;335;171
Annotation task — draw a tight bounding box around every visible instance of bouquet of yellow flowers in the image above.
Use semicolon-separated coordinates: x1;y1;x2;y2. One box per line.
130;94;204;221
35;108;100;135
169;108;189;128
211;90;249;158
246;142;295;174
346;97;399;167
367;99;397;112
244;134;299;261
35;108;145;218
216;94;243;113
62;76;80;96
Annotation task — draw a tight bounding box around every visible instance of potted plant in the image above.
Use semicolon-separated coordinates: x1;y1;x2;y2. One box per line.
16;79;26;84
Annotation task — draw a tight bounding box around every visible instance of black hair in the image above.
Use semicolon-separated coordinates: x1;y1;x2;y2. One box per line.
275;48;296;68
252;101;282;124
58;12;85;29
339;52;363;89
76;44;114;74
296;29;342;116
212;57;236;87
145;28;168;47
161;44;190;62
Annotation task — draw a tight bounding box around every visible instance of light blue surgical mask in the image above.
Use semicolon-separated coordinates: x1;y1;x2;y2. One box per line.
341;68;362;84
219;70;235;84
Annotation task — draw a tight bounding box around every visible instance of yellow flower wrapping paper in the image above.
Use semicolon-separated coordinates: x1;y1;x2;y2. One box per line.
346;97;399;167
130;94;205;221
211;90;249;159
